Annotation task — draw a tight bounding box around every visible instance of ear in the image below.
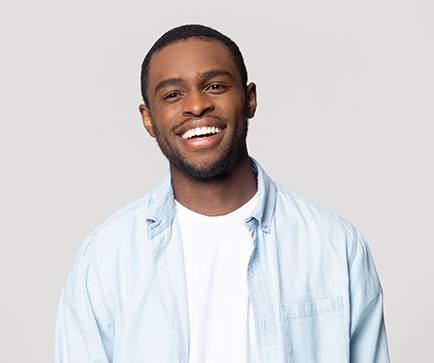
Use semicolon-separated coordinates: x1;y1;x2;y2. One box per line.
139;104;156;138
245;82;257;119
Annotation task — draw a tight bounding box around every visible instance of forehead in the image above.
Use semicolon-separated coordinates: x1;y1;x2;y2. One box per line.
147;38;240;85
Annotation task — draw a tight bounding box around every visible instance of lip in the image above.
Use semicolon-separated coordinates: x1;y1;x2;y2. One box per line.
178;128;225;150
175;117;227;137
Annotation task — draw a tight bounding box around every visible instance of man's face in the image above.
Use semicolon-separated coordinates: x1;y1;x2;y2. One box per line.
140;38;257;180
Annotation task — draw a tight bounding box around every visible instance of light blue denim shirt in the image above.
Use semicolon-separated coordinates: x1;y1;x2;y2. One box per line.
55;158;390;362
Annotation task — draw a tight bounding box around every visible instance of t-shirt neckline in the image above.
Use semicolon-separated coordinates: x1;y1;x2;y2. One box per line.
175;190;259;222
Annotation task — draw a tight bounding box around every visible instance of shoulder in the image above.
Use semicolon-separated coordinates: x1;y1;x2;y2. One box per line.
274;182;361;262
274;182;354;232
79;185;162;255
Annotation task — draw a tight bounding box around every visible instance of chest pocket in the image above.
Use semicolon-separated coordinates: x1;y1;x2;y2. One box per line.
281;296;348;363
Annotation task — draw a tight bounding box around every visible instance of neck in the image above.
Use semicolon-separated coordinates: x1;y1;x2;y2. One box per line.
170;153;257;216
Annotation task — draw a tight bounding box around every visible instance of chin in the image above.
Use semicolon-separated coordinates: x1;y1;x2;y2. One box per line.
177;154;234;180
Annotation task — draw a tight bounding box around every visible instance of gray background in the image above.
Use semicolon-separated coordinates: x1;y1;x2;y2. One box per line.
3;0;433;361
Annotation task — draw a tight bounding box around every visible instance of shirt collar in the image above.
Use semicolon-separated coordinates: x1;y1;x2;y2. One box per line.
145;157;277;236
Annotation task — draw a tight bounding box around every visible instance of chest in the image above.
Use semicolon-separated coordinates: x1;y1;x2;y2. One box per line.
112;221;350;363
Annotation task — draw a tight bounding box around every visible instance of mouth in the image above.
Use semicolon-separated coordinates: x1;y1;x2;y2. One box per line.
177;125;225;149
180;126;223;140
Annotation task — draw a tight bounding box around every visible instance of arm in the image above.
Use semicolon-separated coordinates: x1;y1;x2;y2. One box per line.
349;230;390;362
55;237;113;363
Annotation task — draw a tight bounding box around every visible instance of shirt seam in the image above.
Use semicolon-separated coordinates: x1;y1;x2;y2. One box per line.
350;230;380;302
88;237;115;325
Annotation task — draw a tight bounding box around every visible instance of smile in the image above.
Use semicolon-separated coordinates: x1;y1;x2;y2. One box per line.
181;126;222;139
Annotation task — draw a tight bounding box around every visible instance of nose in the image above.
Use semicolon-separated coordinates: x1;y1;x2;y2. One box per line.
183;89;214;117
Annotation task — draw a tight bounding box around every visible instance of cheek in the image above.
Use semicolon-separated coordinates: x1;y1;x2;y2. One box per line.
150;109;176;134
215;96;245;118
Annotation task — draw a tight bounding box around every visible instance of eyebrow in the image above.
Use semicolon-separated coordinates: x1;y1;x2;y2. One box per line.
199;69;236;82
153;77;184;95
153;69;236;95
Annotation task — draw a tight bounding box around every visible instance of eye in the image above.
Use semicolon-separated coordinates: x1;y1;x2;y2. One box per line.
206;83;226;92
163;91;180;100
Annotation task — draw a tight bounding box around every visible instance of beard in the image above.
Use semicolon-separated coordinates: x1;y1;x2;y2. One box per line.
152;117;249;181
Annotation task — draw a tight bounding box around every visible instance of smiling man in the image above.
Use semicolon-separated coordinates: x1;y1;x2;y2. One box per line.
55;25;390;363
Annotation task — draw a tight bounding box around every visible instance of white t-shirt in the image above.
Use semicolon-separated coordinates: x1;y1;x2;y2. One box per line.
175;192;259;363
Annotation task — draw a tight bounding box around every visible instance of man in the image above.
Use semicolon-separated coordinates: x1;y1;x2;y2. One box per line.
55;24;390;362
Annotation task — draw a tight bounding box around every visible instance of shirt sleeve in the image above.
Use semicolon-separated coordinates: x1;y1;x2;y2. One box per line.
55;236;114;363
348;230;390;362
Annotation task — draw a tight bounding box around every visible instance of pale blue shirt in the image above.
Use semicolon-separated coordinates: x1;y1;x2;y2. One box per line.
55;157;390;362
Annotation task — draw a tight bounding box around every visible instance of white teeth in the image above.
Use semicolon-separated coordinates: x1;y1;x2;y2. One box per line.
181;126;222;139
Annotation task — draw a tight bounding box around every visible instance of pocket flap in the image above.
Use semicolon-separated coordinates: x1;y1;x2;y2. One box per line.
281;296;343;319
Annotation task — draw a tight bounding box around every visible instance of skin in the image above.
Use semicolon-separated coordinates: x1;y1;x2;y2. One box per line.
139;38;258;216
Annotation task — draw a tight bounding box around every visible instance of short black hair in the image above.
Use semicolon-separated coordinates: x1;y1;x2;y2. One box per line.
140;24;248;106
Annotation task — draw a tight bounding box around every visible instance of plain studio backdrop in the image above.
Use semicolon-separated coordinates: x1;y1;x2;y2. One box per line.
2;0;433;361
